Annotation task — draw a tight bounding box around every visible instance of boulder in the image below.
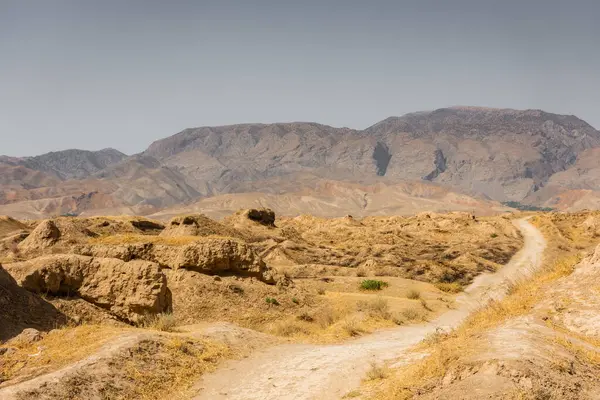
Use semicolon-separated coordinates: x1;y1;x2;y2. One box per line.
155;239;275;282
10;328;43;345
245;208;276;226
0;264;67;341
6;255;170;323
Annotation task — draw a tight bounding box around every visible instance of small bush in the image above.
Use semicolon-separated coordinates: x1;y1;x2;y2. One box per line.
272;320;311;337
317;287;326;295
315;307;336;328
357;298;391;319
266;297;280;306
360;280;389;291
342;319;364;337
401;308;422;321
142;313;178;332
406;289;421;300
365;361;389;380
292;297;300;304
490;233;498;238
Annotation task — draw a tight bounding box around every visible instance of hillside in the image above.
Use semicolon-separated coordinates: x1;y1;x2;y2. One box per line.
2;107;600;218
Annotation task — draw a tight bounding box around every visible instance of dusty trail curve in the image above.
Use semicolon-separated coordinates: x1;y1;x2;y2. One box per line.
192;218;546;400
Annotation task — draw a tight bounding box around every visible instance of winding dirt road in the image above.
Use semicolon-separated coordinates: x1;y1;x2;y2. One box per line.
192;218;546;400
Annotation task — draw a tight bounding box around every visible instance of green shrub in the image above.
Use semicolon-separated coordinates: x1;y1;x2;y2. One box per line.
265;297;280;306
360;280;389;291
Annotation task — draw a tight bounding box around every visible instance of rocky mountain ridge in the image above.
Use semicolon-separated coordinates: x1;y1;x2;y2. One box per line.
2;107;600;218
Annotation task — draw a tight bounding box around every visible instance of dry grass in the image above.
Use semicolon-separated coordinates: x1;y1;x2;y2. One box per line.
357;298;391;319
406;289;421;300
13;336;229;400
369;216;586;400
342;318;366;337
122;337;228;400
365;361;390;381
141;312;179;332
434;282;463;293
0;324;127;382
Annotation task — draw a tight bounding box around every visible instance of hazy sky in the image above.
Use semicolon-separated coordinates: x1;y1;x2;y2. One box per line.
1;0;599;156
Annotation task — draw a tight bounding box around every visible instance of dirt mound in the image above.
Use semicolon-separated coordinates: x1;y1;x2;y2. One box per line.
5;255;170;323
160;214;243;238
0;216;28;239
0;264;67;342
75;238;278;284
18;220;60;252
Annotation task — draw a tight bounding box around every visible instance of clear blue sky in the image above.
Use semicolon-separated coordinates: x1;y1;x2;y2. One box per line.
1;0;599;156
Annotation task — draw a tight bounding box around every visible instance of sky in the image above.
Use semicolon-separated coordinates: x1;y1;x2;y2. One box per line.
1;0;599;156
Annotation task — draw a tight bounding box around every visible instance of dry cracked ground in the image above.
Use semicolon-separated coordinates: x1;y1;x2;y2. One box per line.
1;209;600;399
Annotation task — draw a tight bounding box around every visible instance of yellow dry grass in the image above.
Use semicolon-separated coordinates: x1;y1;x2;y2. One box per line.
123;337;229;400
0;324;128;382
368;216;585;400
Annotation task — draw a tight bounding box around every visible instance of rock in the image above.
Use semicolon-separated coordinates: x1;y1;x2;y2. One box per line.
6;255;170;323
74;243;155;262
154;239;276;284
0;264;67;341
130;219;164;232
160;214;242;238
75;239;278;284
245;208;276;226
0;347;16;356
18;220;60;252
11;328;43;344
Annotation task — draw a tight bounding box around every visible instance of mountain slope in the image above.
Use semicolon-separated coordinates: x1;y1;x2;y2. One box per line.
2;107;600;218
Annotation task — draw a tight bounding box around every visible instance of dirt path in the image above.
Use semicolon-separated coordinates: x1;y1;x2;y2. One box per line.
192;218;546;400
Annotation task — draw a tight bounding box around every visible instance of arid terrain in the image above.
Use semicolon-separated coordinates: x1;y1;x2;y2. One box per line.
0;207;523;398
2;209;600;399
4;107;600;399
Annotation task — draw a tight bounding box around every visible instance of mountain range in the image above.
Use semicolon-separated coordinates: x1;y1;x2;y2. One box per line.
2;106;600;219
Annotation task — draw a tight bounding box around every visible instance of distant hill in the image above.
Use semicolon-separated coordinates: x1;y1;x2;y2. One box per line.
2;107;600;218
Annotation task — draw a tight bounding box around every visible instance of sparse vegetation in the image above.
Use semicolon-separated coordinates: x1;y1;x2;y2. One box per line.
265;297;280;306
502;201;554;212
360;280;389;291
370;215;592;400
401;308;423;322
434;282;463;293
365;361;389;381
357;298;391;319
406;289;421;299
141;312;178;332
342;318;365;337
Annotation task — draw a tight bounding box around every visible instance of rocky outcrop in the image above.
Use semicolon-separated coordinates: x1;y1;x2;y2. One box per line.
18;220;60;252
160;214;243;238
75;238;276;284
245;208;276;227
5;255;170;323
0;264;67;341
